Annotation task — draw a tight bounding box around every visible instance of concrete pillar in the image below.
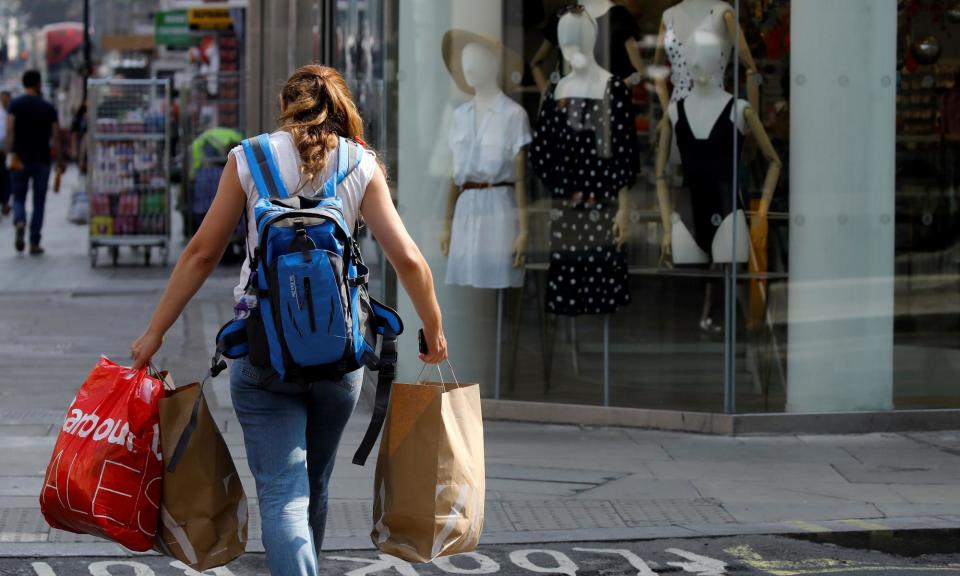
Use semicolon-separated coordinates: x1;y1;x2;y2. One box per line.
395;0;502;393
245;0;320;134
786;0;897;412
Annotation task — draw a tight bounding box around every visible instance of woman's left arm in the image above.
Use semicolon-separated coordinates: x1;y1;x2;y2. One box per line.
131;154;246;369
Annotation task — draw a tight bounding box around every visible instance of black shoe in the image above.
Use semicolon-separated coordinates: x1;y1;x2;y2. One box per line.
14;223;25;252
0;204;9;216
29;244;44;256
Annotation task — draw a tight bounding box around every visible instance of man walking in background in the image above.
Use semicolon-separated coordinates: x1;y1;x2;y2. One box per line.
0;90;11;217
6;70;61;255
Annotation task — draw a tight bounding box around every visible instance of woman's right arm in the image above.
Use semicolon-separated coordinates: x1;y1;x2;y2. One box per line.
361;165;448;364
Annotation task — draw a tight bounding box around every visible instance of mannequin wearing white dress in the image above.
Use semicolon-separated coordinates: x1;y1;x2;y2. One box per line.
441;42;531;289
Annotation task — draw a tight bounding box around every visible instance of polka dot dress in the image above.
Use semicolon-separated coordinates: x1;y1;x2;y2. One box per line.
530;78;636;316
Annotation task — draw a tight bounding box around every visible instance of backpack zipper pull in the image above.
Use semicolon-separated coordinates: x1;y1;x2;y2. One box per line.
291;218;315;262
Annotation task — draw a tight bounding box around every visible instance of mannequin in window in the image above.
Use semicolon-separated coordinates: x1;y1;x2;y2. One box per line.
653;0;760;115
440;30;530;289
530;8;635;316
530;0;645;92
654;28;781;330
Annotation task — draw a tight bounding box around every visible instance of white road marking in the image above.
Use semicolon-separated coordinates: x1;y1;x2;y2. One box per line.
31;562;57;576
325;554;420;576
665;548;727;575
508;549;578;576
432;552;501;574
573;547;658;576
88;561;156;576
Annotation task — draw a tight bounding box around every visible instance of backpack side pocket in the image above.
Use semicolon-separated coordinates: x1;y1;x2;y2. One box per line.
246;308;271;368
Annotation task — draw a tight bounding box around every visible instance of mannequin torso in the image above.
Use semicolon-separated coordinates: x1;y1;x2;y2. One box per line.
666;0;731;42
442;40;532;288
661;0;733;103
555;66;612;101
667;88;748;139
472;84;501;132
580;0;615;20
530;11;637;315
554;11;613;100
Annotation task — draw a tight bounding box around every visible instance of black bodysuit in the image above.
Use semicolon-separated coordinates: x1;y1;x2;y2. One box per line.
530;78;635;316
674;96;745;255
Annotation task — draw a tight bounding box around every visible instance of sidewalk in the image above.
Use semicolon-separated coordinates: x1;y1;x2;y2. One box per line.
2;169;960;556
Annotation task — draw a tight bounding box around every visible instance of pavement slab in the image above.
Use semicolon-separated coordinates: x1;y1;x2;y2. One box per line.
576;477;702;501
693;480;909;505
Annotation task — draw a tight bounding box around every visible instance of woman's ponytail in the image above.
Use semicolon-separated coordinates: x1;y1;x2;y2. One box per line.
279;64;365;185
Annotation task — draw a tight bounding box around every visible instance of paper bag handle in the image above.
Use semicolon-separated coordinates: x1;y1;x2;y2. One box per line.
415;359;460;385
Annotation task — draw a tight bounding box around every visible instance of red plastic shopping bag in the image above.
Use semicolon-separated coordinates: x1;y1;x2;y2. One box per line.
39;356;165;551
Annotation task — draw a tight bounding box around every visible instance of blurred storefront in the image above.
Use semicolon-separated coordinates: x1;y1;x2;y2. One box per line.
247;0;960;429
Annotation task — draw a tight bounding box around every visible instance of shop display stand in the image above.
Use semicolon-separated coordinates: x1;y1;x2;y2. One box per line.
603;315;610;407
179;72;245;241
495;289;504;400
87;79;171;267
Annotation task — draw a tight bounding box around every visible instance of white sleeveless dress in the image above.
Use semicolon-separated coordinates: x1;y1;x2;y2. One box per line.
445;92;531;289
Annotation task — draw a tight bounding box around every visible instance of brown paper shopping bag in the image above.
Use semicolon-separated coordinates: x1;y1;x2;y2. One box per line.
156;380;248;570
371;371;485;563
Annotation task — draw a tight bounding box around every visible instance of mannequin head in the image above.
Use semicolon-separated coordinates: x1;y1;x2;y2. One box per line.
688;29;726;86
557;10;598;71
461;42;500;90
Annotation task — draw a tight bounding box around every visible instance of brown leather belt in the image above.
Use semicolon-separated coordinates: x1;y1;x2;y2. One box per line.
460;181;514;191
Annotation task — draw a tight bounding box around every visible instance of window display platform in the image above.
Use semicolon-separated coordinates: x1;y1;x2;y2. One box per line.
481;399;960;436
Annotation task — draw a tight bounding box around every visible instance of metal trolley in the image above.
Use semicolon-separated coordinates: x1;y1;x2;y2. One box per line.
87;79;172;267
179;72;245;242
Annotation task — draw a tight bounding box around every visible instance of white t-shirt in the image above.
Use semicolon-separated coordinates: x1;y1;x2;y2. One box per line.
229;130;378;304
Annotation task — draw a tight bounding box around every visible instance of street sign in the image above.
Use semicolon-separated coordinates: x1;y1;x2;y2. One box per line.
169;0;248;7
187;8;234;31
155;10;193;48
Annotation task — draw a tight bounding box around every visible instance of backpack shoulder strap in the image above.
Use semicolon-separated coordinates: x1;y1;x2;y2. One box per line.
352;297;403;467
352;326;397;467
318;137;365;199
241;133;288;200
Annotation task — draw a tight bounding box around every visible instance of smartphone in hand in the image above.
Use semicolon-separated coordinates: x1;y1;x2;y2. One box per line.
418;328;428;355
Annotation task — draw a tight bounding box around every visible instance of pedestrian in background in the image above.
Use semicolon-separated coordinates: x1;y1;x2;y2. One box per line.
129;64;448;575
5;70;62;255
0;90;11;217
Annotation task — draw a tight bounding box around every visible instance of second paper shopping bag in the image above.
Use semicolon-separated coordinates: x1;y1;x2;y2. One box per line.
371;378;485;562
156;379;248;570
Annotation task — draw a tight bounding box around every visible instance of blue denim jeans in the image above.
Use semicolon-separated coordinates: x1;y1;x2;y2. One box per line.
230;357;363;575
0;153;10;208
10;162;51;246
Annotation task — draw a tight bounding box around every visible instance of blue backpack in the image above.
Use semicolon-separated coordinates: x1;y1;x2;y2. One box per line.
209;133;402;466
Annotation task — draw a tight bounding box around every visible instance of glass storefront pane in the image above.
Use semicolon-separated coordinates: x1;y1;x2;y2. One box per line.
890;0;960;409
388;0;738;410
312;0;960;415
730;0;960;414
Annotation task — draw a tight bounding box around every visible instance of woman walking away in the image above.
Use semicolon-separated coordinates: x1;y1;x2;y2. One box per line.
129;64;448;575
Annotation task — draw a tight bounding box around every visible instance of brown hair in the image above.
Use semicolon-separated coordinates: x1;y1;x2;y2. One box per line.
279;64;365;186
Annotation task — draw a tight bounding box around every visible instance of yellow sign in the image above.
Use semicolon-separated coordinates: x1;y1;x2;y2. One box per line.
187;8;233;31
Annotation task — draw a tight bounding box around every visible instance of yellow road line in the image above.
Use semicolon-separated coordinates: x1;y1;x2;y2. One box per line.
724;544;960;576
839;518;890;531
783;520;832;533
